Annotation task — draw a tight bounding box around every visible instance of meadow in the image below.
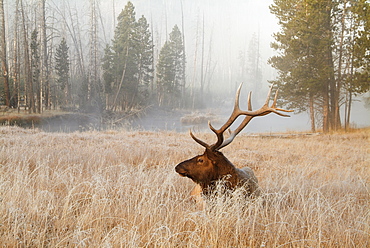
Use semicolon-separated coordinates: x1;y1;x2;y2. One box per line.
0;126;369;247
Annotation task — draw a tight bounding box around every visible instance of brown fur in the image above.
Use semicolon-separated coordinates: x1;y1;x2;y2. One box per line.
175;148;260;198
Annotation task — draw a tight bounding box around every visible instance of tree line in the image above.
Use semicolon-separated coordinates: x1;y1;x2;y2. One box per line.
269;0;369;131
0;0;369;132
0;1;186;114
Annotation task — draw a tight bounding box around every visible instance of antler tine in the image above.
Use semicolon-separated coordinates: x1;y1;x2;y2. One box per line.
217;90;253;149
190;81;244;149
208;83;243;134
208;83;245;150
189;129;210;149
264;83;274;106
190;83;293;151
271;89;279;108
247;91;252;111
234;83;243;111
216;84;293;150
269;87;294;117
218;116;254;149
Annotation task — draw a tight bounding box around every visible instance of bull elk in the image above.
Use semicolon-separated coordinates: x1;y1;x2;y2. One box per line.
175;84;292;200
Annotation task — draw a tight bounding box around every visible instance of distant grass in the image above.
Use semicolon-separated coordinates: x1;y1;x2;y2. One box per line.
0;126;369;247
0;109;71;127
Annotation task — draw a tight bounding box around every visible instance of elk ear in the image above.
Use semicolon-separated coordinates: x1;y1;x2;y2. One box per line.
205;148;218;165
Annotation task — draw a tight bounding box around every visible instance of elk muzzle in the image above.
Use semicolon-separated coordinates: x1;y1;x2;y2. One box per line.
175;162;192;179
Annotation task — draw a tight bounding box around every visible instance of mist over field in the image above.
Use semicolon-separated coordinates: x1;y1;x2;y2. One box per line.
2;0;369;132
1;1;369;246
53;0;370;131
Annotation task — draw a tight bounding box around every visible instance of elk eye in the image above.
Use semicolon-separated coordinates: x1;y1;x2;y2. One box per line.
197;158;203;163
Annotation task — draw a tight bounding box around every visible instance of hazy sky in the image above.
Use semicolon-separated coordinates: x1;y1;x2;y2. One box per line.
98;0;280;93
42;0;278;93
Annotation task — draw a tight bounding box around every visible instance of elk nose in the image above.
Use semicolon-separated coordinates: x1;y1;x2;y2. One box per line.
175;164;187;176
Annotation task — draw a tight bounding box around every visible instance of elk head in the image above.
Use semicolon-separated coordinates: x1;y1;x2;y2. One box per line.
175;83;292;197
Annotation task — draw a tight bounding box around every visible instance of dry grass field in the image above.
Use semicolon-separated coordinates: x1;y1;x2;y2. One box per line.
0;126;369;247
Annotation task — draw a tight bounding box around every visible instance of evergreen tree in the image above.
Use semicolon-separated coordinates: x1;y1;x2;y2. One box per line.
55;38;70;105
102;44;114;95
341;0;370;129
170;25;185;89
349;0;370;94
157;41;175;106
111;1;137;110
135;15;154;101
270;0;370;132
156;25;185;108
269;0;352;132
106;1;154;111
31;29;41;113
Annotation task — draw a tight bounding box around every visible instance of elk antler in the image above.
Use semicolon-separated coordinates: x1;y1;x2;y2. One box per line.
190;83;293;151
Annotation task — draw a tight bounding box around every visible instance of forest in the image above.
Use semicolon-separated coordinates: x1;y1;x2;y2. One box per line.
0;0;369;132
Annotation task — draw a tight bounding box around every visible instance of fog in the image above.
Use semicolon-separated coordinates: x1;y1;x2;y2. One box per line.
6;0;369;132
105;0;369;132
102;0;280;93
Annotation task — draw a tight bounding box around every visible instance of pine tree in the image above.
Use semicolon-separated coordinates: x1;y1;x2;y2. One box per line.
156;25;185;108
102;44;114;109
135;15;154;101
55;38;70;106
170;25;186;91
269;0;338;132
349;0;370;94
111;1;137;110
106;1;154;111
102;44;114;95
270;0;370;132
342;0;370;129
157;41;175;106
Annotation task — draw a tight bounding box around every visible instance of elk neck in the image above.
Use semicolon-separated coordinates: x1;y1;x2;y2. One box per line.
202;148;240;189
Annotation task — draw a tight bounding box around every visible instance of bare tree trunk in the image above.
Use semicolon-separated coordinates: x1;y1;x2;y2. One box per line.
345;91;352;130
49;11;55;110
205;30;215;95
0;0;10;107
20;0;34;113
55;2;86;106
334;0;347;131
345;45;355;131
32;29;41;114
180;0;186;106
40;0;50;110
309;92;316;132
88;0;99;107
325;5;340;131
322;84;329;133
150;17;155;97
14;0;20;111
191;15;200;108
200;14;205;106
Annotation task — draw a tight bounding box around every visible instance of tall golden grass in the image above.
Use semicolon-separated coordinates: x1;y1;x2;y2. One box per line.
0;126;369;247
